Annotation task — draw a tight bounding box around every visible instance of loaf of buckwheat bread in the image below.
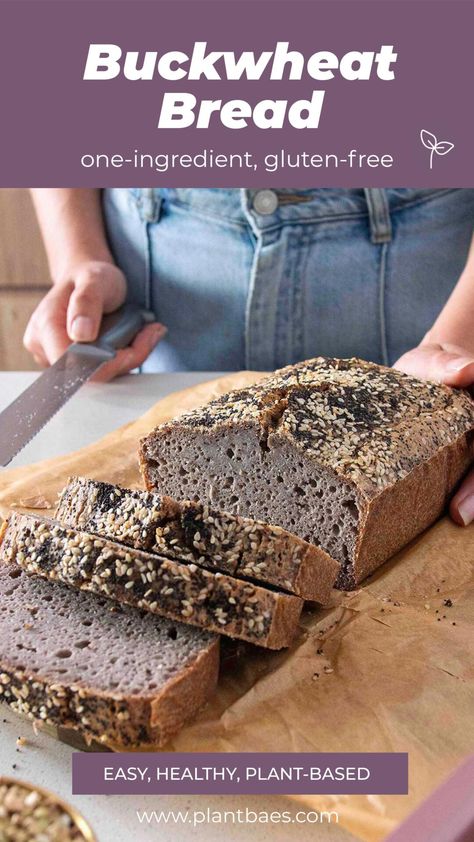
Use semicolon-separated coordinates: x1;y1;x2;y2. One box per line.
0;562;219;750
0;513;303;649
139;357;474;588
55;476;338;602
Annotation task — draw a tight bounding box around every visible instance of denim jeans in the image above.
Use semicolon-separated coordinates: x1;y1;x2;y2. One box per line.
103;188;474;372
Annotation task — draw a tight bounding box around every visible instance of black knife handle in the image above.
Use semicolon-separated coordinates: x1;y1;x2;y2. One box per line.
95;305;156;351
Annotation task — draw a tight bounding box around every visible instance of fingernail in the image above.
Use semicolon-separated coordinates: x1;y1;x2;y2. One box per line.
456;495;474;526
152;324;167;340
445;357;474;373
71;316;95;342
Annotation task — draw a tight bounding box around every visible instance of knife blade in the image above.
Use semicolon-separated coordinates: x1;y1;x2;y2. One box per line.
0;304;155;466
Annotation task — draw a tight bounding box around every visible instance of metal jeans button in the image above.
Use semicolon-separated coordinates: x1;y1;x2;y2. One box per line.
253;189;279;215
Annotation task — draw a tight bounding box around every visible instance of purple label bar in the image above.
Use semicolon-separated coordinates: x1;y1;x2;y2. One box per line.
0;1;473;186
72;752;408;795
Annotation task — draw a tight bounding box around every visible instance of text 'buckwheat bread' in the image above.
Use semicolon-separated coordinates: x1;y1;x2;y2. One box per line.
56;476;338;602
1;513;303;649
139;357;474;588
0;563;219;750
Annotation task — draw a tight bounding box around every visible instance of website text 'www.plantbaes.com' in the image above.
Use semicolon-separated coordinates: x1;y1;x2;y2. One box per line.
80;147;394;174
136;806;340;828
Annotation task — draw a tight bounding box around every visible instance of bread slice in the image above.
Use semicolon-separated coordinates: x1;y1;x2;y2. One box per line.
56;476;338;602
139;357;474;588
0;513;303;649
0;562;219;750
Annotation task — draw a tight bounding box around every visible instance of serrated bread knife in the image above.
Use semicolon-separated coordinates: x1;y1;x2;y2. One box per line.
0;305;155;466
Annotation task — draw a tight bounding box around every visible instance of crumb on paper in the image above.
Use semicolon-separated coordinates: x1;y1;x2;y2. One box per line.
32;720;43;737
16;736;27;750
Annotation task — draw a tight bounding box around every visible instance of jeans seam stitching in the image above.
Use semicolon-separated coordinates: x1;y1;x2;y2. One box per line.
254;212;371;232
164;201;373;229
244;236;262;370
379;242;390;366
389;188;459;214
296;230;312;361
143;221;153;313
163;200;249;230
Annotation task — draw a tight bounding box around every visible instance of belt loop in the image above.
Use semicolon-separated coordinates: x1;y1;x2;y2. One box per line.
240;188;261;237
138;188;162;223
364;188;392;244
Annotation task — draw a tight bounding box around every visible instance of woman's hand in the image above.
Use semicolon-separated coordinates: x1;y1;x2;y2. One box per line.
23;260;166;381
394;340;474;526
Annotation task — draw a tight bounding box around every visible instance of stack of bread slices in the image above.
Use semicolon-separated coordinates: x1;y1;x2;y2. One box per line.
0;476;337;750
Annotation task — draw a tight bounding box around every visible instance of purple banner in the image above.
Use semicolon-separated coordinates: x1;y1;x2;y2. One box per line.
72;752;408;795
0;1;472;186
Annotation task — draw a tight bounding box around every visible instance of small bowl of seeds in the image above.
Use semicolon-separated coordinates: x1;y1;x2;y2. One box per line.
0;777;96;841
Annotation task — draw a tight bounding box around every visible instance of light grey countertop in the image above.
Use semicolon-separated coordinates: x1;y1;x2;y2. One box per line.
0;371;217;467
0;371;356;842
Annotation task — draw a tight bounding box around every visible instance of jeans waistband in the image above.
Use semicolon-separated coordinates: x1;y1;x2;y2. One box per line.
132;188;457;238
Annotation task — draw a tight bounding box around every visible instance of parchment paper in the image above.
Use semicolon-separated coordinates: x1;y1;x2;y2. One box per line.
1;372;473;842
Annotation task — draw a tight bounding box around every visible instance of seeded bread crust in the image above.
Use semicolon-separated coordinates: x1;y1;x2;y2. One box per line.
139;357;474;587
55;480;178;552
0;564;219;750
56;476;338;602
1;513;303;649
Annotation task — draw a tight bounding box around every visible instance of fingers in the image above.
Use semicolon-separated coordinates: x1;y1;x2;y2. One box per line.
23;284;71;365
83;261;127;313
23;326;48;367
396;342;474;527
66;263;127;342
39;324;71;365
67;277;105;343
394;343;474;388
23;262;128;367
91;323;167;383
450;467;474;526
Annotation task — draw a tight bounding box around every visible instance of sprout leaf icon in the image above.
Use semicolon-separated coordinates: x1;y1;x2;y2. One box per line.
420;130;454;169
